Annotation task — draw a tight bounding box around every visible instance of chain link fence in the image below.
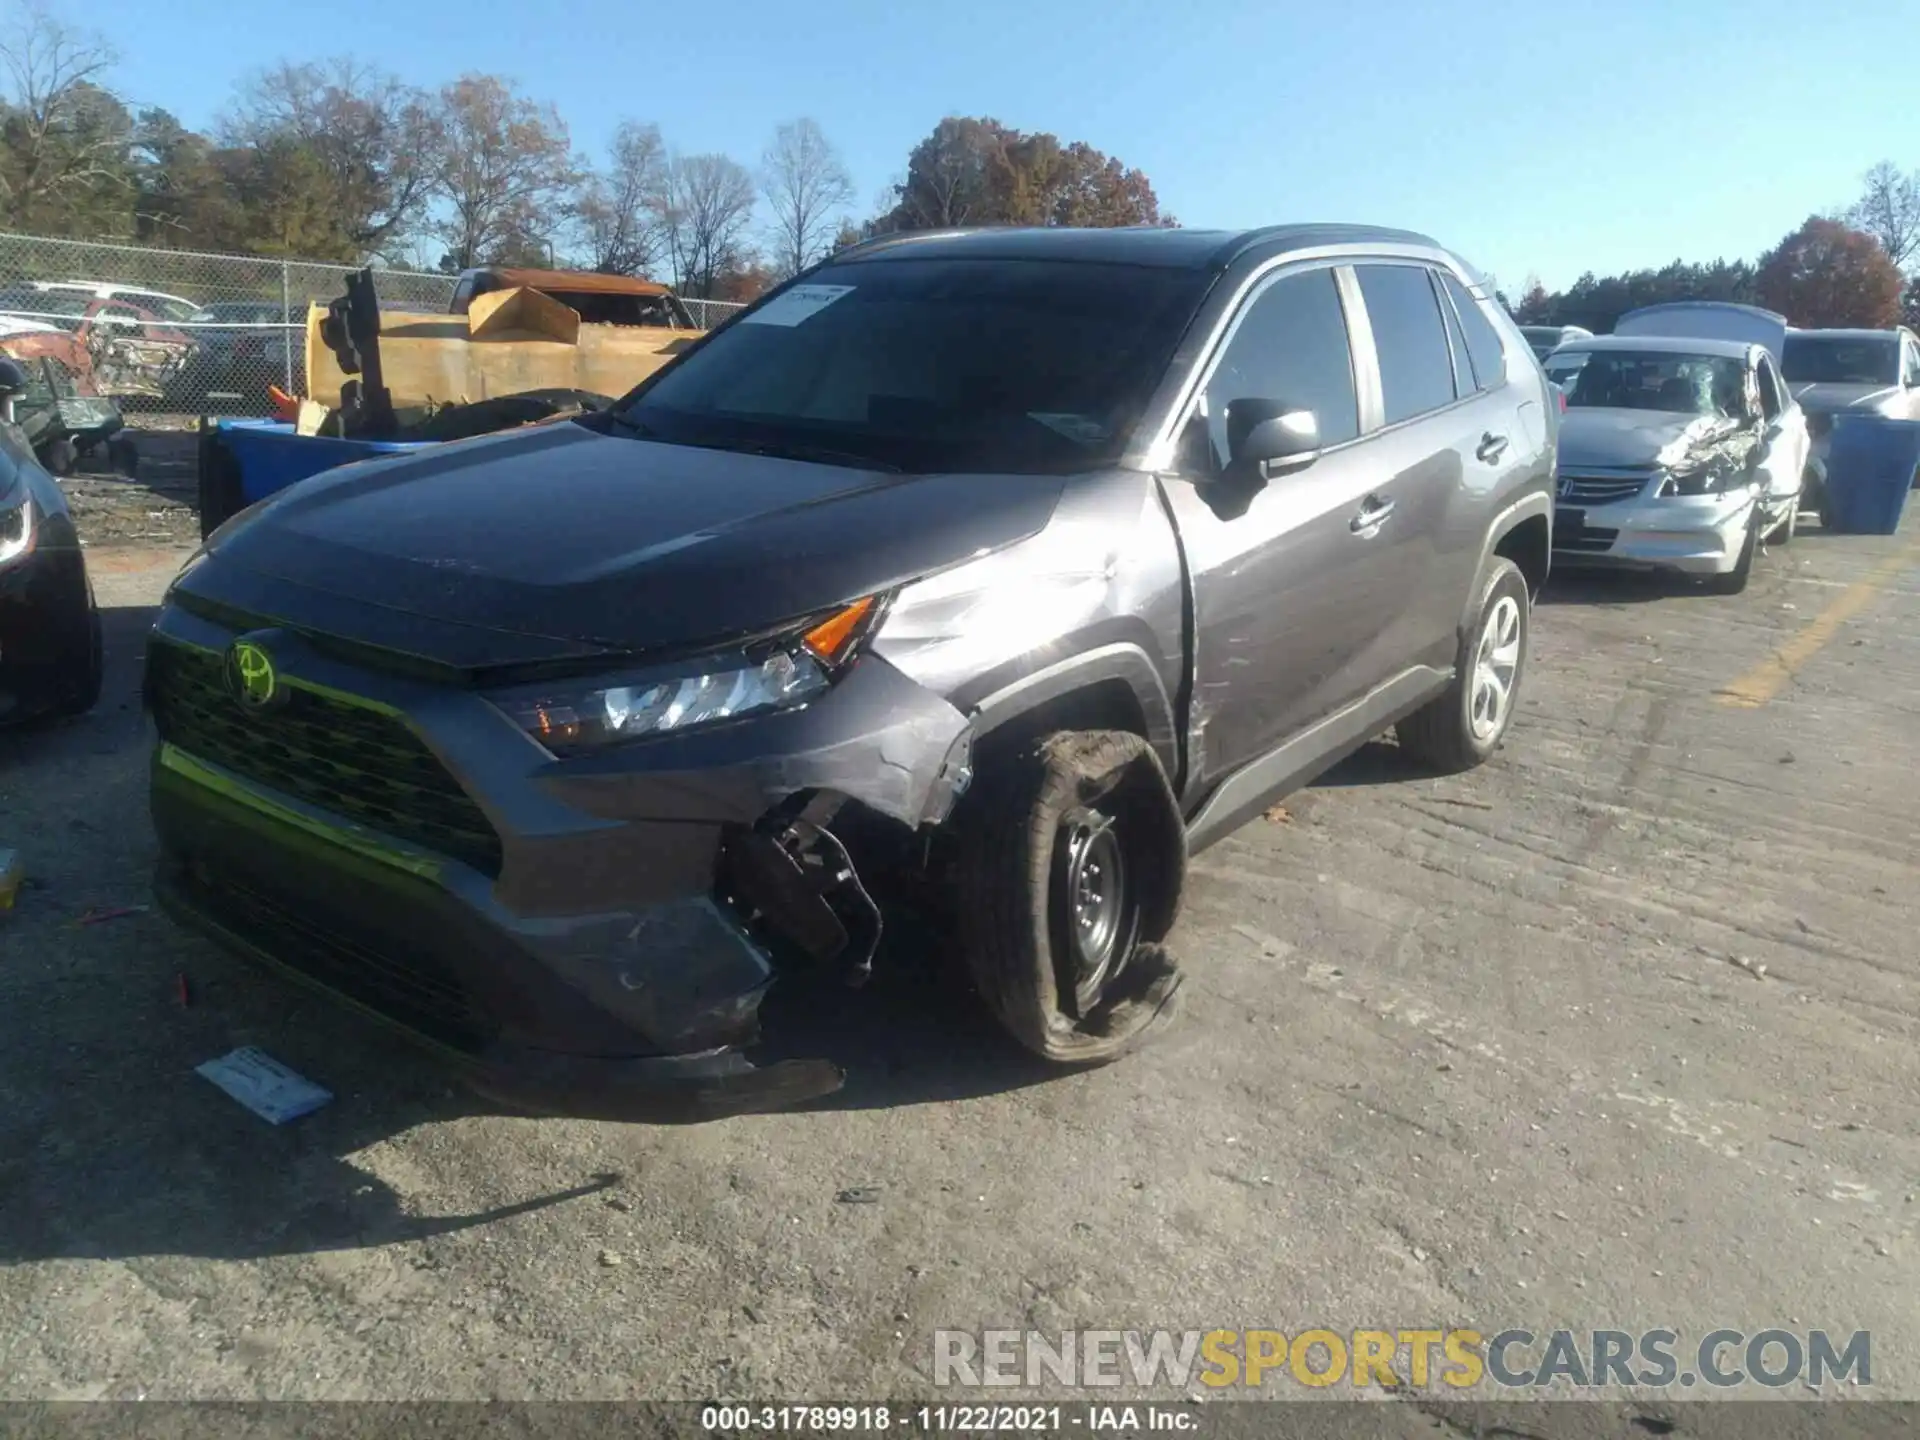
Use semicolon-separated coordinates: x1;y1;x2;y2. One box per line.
0;230;745;415
680;297;748;330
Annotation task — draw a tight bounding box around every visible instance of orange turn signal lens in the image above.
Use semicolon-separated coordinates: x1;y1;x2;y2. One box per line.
801;595;877;665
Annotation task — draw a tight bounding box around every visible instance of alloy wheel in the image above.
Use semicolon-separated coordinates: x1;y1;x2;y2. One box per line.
1468;595;1523;743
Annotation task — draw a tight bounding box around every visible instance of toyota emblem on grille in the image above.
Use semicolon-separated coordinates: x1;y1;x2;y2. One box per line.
225;635;283;709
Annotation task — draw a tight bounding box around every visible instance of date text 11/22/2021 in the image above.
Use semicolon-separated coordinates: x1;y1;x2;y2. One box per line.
700;1404;1199;1433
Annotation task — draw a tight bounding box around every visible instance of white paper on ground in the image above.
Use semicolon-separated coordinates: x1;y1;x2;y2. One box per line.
740;284;856;328
195;1047;333;1124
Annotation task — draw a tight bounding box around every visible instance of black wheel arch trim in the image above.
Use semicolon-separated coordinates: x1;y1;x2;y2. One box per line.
1464;488;1554;632
963;641;1180;784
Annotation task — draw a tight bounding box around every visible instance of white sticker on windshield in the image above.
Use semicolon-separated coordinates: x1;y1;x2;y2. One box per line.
742;284;856;327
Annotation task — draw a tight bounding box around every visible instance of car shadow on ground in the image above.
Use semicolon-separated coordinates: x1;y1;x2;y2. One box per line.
757;917;1062;1115
2;602;1062;1263
1538;569;1696;607
3;602;624;1265
1307;737;1431;789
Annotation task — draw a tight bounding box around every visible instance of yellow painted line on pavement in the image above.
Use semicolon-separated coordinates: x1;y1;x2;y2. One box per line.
1716;538;1920;709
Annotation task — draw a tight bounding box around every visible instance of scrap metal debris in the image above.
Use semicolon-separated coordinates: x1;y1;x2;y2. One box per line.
75;903;148;927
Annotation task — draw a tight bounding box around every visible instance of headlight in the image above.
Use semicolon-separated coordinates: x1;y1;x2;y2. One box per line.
0;489;32;566
1657;463;1744;498
489;596;879;755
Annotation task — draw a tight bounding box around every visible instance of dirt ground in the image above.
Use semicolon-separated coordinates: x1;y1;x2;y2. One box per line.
2;471;1918;1416
59;418;202;549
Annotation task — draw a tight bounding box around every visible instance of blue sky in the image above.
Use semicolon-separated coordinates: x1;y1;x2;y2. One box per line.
80;0;1913;290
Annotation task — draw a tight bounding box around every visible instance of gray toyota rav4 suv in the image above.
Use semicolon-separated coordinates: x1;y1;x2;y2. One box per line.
145;225;1556;1120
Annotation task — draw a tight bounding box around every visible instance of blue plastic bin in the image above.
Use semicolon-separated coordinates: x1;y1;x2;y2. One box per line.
218;419;430;506
1823;415;1920;536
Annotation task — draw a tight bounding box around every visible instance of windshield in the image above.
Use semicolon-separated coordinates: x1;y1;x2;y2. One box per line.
616;257;1210;474
1546;350;1751;417
1781;335;1898;385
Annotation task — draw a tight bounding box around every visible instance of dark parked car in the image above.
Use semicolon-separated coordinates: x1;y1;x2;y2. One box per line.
0;358;103;725
143;225;1556;1119
179;301;303;402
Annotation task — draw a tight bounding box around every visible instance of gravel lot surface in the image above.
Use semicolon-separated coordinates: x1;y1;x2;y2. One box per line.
58;420;201;550
2;492;1917;1424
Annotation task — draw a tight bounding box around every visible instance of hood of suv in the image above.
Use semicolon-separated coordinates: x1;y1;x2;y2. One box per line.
187;420;1068;666
1788;381;1900;416
1557;408;1744;472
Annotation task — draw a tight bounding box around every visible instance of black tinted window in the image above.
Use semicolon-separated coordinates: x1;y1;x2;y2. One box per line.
1356;265;1458;424
1443;274;1507;391
625;258;1208;474
1190;268;1358;473
1781;335;1898;385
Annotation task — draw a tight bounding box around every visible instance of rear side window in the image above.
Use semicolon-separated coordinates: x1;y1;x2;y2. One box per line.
1193;267;1360;472
1355;264;1457;424
1441;273;1508;391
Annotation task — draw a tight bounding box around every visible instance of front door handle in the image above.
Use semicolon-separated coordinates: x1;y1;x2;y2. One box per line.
1350;496;1395;534
1476;432;1510;464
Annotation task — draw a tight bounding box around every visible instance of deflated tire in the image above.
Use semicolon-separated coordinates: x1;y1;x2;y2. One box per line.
953;729;1185;1064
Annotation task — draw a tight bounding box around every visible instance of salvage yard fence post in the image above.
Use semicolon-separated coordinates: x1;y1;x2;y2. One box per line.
0;229;748;417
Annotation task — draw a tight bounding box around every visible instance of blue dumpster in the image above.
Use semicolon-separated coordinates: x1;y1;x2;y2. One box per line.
1823;415;1920;536
196;418;433;540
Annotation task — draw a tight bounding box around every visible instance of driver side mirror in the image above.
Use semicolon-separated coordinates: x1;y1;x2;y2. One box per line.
1224;397;1320;482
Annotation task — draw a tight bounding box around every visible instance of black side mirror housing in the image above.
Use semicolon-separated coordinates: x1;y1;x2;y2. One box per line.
1224;397;1321;482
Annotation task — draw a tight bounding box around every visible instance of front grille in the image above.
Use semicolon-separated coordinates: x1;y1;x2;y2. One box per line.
182;865;496;1053
148;640;503;877
1557;474;1649;506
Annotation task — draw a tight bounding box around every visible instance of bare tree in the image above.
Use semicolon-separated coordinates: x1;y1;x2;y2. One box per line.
424;74;577;271
661;152;756;297
1845;161;1920;269
223;58;435;259
0;4;131;231
761;118;853;279
573;120;667;274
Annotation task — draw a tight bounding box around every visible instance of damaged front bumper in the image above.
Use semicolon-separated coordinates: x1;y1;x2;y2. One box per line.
145;603;975;1121
1552;488;1760;575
